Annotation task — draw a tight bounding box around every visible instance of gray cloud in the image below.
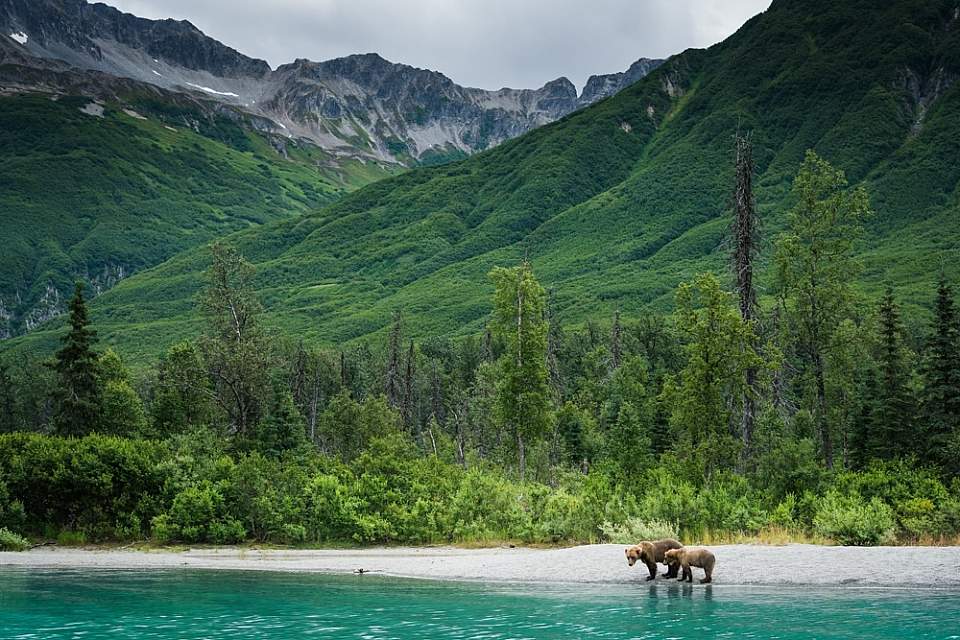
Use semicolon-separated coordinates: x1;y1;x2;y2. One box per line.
102;0;770;91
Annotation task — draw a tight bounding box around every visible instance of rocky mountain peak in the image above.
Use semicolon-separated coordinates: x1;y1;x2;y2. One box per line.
2;0;664;165
579;57;664;106
0;0;270;77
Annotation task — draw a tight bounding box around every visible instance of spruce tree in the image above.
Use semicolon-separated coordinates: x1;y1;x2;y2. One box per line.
0;362;16;433
384;310;403;408
53;282;101;436
924;275;960;460
868;287;916;457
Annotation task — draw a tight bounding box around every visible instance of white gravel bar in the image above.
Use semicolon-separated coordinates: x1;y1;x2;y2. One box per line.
2;544;959;588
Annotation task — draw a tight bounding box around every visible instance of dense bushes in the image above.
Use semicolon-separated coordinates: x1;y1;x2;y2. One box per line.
813;491;896;546
0;433;168;539
2;432;958;546
0;526;29;551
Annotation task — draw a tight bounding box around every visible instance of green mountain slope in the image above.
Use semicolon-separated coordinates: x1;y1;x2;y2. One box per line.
0;91;394;336
6;0;960;362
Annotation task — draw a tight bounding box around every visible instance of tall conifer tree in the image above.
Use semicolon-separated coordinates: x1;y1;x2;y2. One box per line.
924;275;960;463
870;287;916;456
53;282;101;436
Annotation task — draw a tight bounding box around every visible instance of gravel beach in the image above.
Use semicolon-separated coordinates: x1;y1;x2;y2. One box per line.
2;544;959;587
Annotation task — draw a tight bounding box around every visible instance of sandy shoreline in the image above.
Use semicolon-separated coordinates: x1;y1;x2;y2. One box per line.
2;544;959;588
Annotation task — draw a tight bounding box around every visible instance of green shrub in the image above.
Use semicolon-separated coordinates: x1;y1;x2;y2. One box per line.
695;479;765;535
0;480;26;531
813;491;896;546
766;495;799;529
209;519;247;544
637;469;701;536
831;460;958;538
56;530;87;546
0;433;168;538
150;514;176;544
0;527;29;551
450;468;531;541
303;473;359;542
537;490;589;542
599;518;678;543
114;514;142;541
168;485;220;542
279;523;307;544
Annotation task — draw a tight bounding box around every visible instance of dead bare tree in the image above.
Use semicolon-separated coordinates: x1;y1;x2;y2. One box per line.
401;340;416;428
732;132;760;464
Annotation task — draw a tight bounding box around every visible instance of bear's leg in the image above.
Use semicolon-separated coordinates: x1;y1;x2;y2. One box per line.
663;563;678;578
645;560;657;581
699;567;711;584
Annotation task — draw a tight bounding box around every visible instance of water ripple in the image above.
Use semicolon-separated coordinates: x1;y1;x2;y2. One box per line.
0;569;958;639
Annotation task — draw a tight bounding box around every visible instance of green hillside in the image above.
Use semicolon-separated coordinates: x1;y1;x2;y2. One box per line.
6;0;960;361
0;92;394;337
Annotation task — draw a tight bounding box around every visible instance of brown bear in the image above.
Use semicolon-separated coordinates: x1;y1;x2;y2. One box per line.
664;547;715;584
624;538;683;580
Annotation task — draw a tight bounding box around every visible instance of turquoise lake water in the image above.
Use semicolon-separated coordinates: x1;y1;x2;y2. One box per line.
1;568;959;639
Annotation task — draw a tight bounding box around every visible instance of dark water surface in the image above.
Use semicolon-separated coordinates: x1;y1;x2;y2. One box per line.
1;568;958;639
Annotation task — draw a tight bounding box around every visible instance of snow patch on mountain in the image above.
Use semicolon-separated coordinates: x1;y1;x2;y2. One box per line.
185;82;239;97
79;101;104;117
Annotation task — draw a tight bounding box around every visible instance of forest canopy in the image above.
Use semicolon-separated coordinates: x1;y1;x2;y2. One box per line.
1;150;958;550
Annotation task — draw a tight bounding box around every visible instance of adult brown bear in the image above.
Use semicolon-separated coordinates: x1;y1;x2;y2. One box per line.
664;547;716;584
624;539;683;580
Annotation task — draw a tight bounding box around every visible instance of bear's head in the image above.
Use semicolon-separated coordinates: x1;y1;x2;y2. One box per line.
664;548;682;564
625;541;655;566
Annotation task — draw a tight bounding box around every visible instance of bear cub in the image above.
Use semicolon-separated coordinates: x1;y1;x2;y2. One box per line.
664;547;716;584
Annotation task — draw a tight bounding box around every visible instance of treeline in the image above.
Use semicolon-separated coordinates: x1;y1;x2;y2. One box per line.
1;148;959;548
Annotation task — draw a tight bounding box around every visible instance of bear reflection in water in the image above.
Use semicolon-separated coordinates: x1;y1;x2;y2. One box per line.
647;581;715;600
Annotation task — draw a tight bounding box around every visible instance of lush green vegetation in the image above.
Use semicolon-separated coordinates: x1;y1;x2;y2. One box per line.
0;93;395;338
5;0;957;363
1;164;958;546
1;0;958;550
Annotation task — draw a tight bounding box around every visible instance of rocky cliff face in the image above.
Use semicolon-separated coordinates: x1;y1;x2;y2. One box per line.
0;0;269;78
263;54;582;160
579;58;664;106
1;0;662;165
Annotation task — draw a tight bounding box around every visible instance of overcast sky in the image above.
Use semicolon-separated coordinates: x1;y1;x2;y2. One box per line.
102;0;770;91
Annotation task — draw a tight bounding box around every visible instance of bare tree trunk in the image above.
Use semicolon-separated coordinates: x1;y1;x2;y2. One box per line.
814;348;833;468
308;364;321;443
430;360;444;426
733;133;760;468
518;431;526;484
402;340;415;428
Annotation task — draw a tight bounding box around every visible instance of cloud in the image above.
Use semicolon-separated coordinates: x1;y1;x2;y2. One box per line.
102;0;770;91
